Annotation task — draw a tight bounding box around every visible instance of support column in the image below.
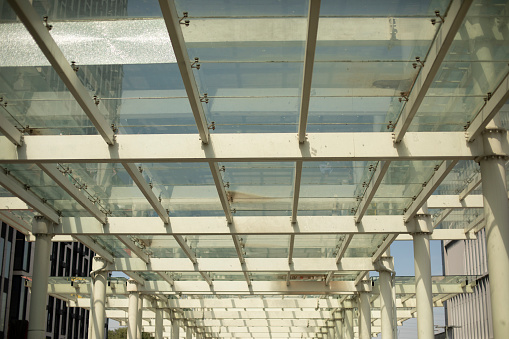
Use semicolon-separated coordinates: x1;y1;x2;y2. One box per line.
89;256;108;339
172;319;180;339
358;292;371;339
377;256;395;339
27;216;53;339
127;281;140;339
343;307;354;339
186;326;193;339
413;221;434;339
479;121;509;338
334;318;343;339
137;294;143;339
328;322;335;339
155;308;164;339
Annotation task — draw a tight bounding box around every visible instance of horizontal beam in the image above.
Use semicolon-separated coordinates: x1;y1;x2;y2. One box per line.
7;0;115;144
50;280;371;295
55;215;418;236
108;257;376;272
0;132;490;164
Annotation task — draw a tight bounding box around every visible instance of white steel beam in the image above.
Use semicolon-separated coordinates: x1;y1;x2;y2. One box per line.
158;273;174;286
73;236;113;263
0;110;23;146
336;235;352;264
355;161;391;223
158;0;210;143
0;197;29;210
459;173;481;201
51;280;370;295
371;234;397;262
232;235;251;286
427;194;484;209
0;210;31;234
0;168;60;224
298;0;321;143
210;162;233;223
354;272;369;285
6;0;115;145
0;132;489;163
125;271;145;285
288;235;295;264
173;235;197;264
291;161;303;223
404;160;459;221
109;257;375;272
432;208;453;229
464;214;485;233
117;235;150;264
38;163;107;224
122;163;169;224
466;72;509;142
396;229;476;241
392;0;474;142
55;215;414;235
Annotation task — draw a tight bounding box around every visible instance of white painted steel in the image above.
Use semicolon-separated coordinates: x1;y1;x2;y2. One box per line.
479;128;509;338
137;295;143;339
209;162;233;223
380;270;394;339
158;0;209;144
358;292;371;339
6;0;115;144
467;73;509;142
0;132;488;163
291;161;303;223
298;0;321;143
392;0;474;142
187;326;193;339
413;232;434;339
172;319;180;339
155;309;164;339
90;264;107;339
355;161;391;222
0;113;23;146
128;292;139;339
27;217;53;339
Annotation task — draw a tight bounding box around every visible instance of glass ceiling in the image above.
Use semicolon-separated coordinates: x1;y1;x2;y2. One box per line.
1;0;508;337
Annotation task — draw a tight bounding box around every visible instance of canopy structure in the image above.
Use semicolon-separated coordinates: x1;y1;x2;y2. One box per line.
0;0;508;338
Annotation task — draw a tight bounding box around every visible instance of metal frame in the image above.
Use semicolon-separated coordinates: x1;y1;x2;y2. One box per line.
392;0;474;142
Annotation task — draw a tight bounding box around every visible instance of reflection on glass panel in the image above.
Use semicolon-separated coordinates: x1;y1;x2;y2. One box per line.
308;97;403;133
0;0;162;22
242;235;289;258
437;208;484;230
186;235;238;258
293;235;340;258
136;236;186;258
176;0;308;17
319;0;451;16
344;234;385;257
316;18;437;62
90;236;132;259
221;162;293;214
312;62;419;97
436;160;480;195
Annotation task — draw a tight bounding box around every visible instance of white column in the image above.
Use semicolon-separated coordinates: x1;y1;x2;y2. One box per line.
137;294;143;339
378;257;395;339
358;292;371;339
127;282;140;339
413;230;433;339
89;256;108;339
186;326;193;339
335;318;343;339
27;216;53;339
155;308;164;339
479;121;509;338
343;307;354;339
328;323;335;339
172;319;180;339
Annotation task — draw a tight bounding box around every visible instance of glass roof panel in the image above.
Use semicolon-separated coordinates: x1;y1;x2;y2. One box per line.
242;235;290;258
319;0;451;17
135;235;186;258
344;234;386;257
293;235;340;258
186;235;238;258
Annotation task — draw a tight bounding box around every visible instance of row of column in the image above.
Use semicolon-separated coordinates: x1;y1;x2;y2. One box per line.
24;122;509;339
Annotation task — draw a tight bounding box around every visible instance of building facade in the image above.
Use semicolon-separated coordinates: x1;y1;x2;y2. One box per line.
443;228;493;339
0;220;100;339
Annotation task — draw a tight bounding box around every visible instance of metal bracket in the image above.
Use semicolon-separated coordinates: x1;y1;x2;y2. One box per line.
431;10;445;25
191;57;201;70
71;61;79;72
200;93;209;104
398;92;409;102
179;12;190;26
412;56;424;69
43;16;53;30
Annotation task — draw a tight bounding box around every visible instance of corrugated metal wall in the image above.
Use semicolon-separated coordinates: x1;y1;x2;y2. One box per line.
443;229;493;339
